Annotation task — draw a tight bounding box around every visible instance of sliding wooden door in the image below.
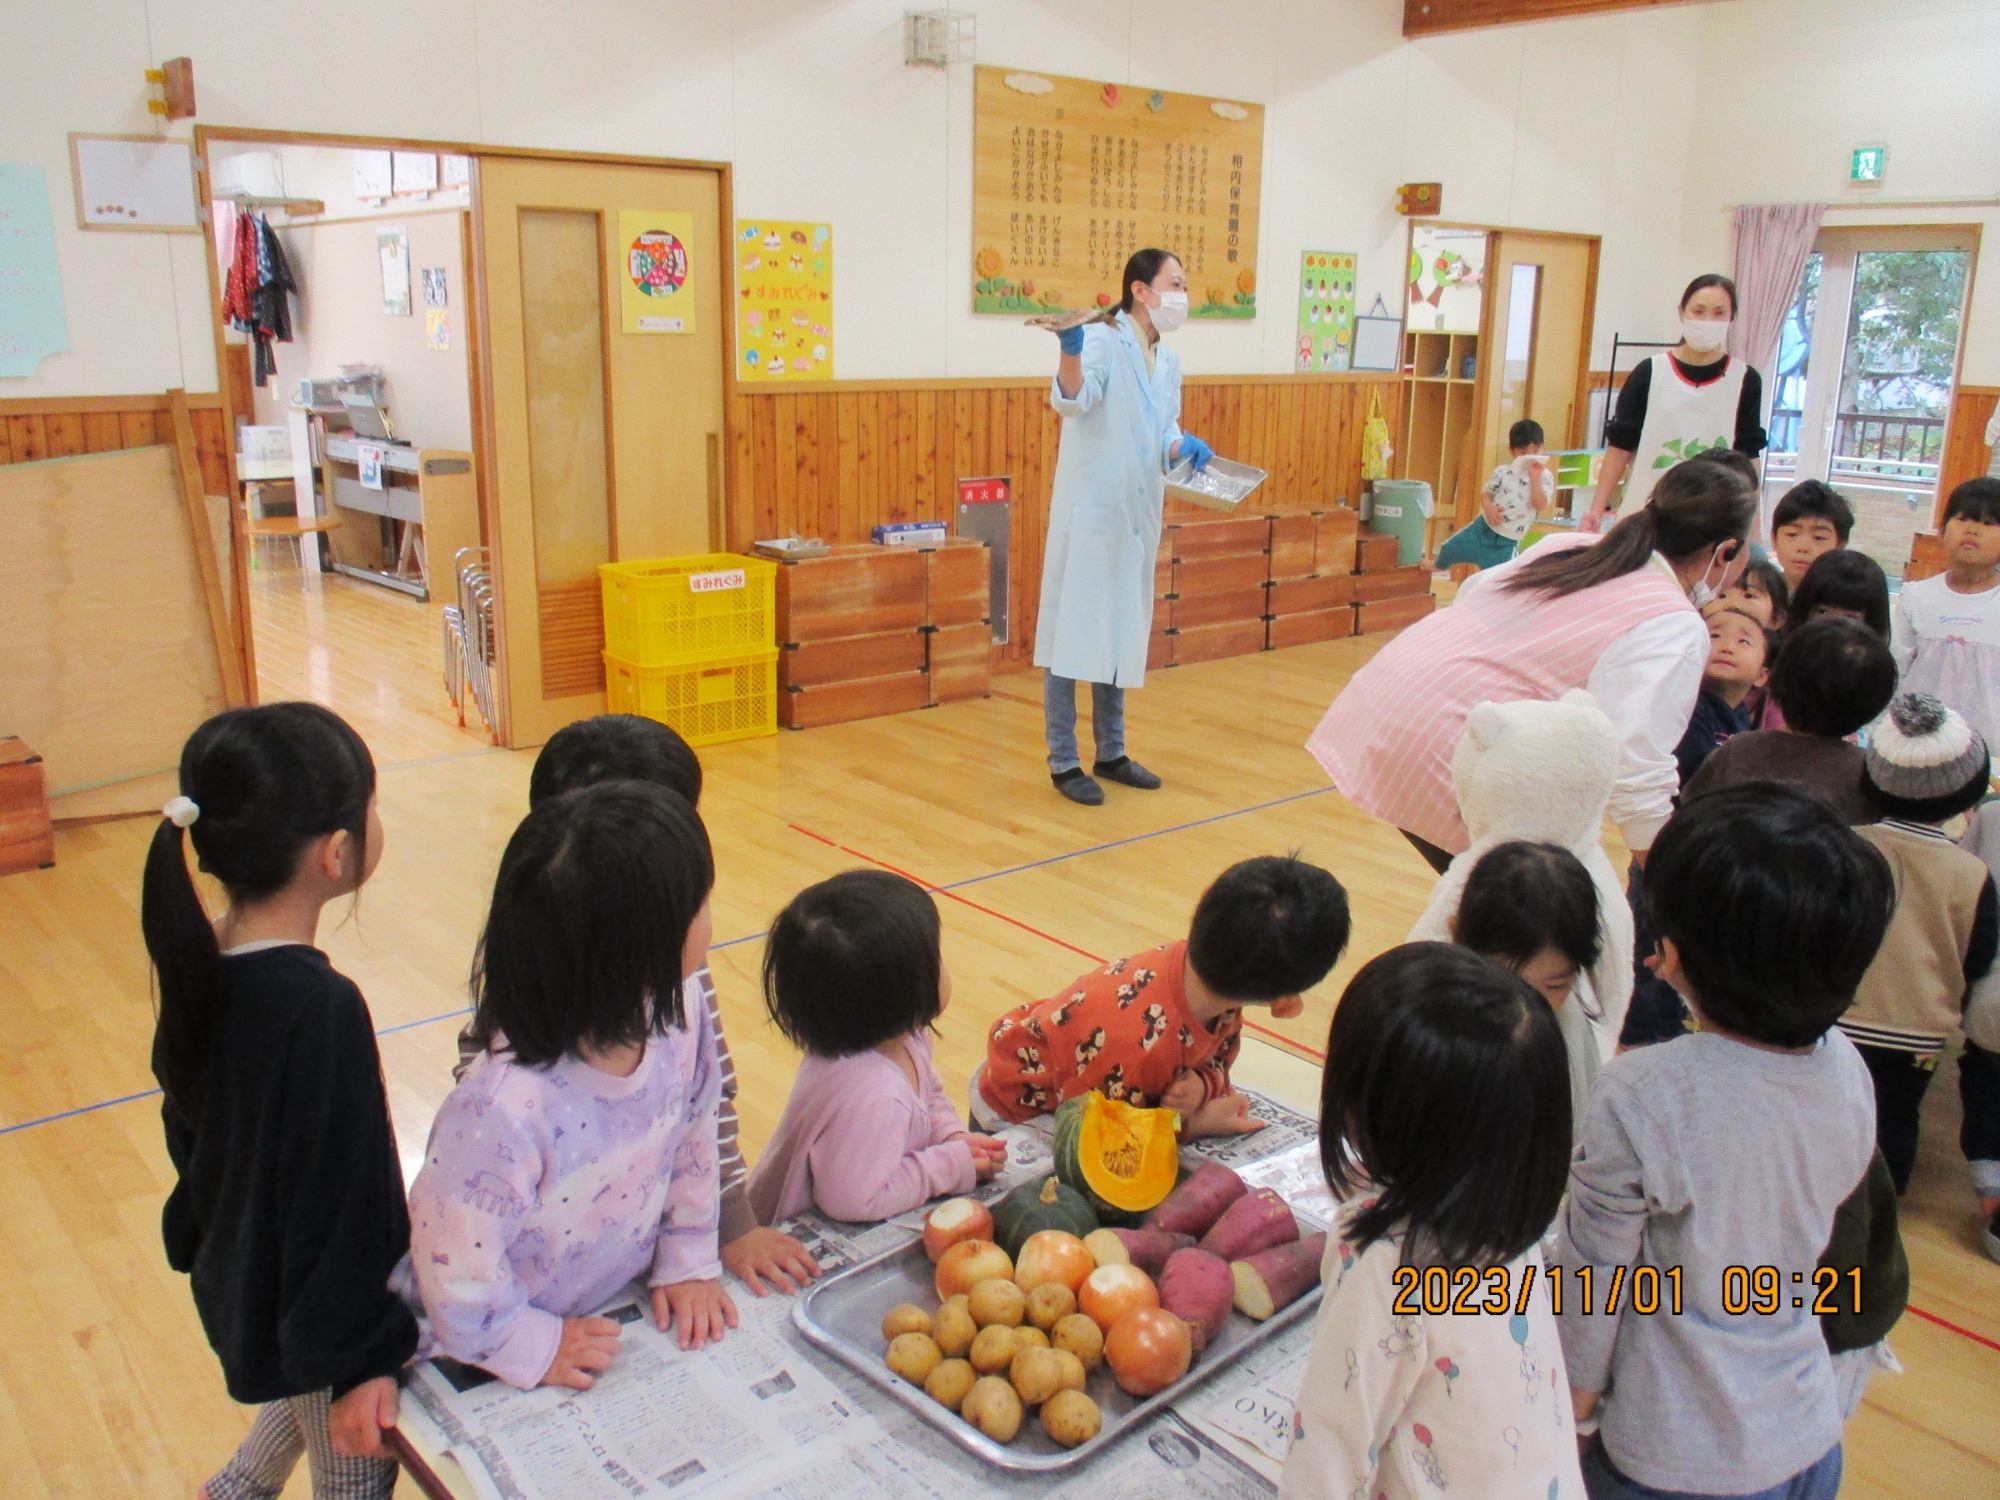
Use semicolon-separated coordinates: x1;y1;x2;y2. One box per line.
1478;231;1598;482
474;156;726;748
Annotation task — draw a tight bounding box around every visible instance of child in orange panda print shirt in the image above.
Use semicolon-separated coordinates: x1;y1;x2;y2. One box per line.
976;857;1349;1137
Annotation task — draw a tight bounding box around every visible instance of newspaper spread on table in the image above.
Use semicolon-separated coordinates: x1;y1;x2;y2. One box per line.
404;1097;1324;1499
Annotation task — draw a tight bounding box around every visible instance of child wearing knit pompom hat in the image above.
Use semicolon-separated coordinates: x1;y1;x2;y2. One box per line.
1840;694;1998;1199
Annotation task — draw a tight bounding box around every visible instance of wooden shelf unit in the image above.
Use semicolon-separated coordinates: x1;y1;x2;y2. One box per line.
1398;330;1480;526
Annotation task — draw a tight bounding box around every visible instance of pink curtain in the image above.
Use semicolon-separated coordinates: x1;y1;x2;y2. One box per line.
1728;202;1824;374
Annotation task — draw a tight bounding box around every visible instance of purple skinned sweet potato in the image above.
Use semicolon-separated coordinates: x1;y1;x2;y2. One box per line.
1108;1227;1196;1277
1197;1188;1300;1262
1159;1247;1235;1352
1142;1162;1248;1239
1231;1232;1327;1320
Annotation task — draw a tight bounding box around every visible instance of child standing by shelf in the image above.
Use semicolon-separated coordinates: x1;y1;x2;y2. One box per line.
144;704;416;1497
975;856;1351;1135
452;714;820;1299
1555;785;1889;1500
403;781;734;1391
1434;419;1555;573
1893;477;2000;755
749;870;1005;1225
1281;943;1583;1500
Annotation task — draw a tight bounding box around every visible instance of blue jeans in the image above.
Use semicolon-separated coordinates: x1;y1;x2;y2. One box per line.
1583;1441;1840;1500
1043;672;1125;774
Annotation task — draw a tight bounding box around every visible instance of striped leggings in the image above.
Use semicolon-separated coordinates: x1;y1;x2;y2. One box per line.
205;1389;397;1500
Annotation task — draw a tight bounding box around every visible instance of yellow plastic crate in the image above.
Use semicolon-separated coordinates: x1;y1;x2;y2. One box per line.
603;648;779;747
599;553;777;667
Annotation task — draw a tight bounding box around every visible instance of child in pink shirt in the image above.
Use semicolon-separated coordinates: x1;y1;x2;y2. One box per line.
748;871;1005;1225
401;781;733;1392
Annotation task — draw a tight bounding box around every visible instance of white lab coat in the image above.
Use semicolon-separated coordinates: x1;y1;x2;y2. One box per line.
1034;312;1184;687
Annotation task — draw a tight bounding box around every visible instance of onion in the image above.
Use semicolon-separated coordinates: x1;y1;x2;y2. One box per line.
1103;1306;1192;1396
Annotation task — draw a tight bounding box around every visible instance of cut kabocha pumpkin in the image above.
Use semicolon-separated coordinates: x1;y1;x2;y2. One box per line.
991;1175;1098;1259
1052;1092;1182;1218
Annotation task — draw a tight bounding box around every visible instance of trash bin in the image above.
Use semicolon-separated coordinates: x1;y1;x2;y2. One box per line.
1367;480;1434;567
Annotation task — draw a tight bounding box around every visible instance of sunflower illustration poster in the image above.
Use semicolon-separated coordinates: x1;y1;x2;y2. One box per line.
619;210;696;334
734;220;833;380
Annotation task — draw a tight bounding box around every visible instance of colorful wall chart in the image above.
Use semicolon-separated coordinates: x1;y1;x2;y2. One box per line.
971;66;1265;320
0;164;67;376
619;209;696;334
1296;251;1356;372
734;220;833;380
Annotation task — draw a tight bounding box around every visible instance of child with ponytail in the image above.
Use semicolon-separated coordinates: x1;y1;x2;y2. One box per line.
143;703;415;1500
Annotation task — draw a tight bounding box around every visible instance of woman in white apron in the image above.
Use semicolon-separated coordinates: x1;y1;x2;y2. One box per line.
1035;248;1214;806
1583;274;1767;529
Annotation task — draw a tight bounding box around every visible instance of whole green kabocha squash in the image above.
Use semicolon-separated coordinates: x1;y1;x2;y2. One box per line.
990;1175;1098;1259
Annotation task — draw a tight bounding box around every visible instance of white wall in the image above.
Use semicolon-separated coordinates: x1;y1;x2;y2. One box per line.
1;0;1991;397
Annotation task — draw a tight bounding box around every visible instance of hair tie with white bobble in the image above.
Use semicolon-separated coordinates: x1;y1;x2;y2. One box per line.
163;795;200;829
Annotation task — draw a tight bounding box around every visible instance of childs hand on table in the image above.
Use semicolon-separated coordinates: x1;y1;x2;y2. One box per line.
543;1315;623;1390
654;1277;740;1350
328;1375;400;1458
1184;1091;1265;1140
952;1131;1008;1181
1160;1070;1207;1115
722;1225;822;1297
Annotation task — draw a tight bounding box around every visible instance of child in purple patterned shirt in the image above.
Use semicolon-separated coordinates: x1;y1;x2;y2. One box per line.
400;781;733;1391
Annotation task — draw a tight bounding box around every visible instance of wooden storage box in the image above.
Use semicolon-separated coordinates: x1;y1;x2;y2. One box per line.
0;739;55;876
927;623;992;705
1354;533;1402;574
777;547;926;642
924;540;990;628
1171;587;1267;631
1353;566;1434;603
1169;515;1271;563
781;672;931;730
1268;574;1357;614
1355;594;1437;636
1172;618;1269;665
1268;514;1317;580
1314;508;1362;576
782;632;927;689
1268;608;1357;649
1173;552;1270;596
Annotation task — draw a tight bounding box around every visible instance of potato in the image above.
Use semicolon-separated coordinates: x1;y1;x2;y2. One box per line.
885;1331;943;1386
1040;1388;1102;1449
961;1375;1024;1443
1027;1281;1077;1331
1013;1325;1050;1350
924;1357;976;1409
968;1278;1027;1329
1051;1312;1105;1372
969;1323;1021;1375
932;1299;977;1359
1008;1345;1067;1406
881;1303;932;1341
1050;1348;1088;1394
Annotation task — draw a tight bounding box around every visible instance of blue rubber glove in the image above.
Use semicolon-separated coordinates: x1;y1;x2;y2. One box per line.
1179;433;1215;471
1057;324;1086;356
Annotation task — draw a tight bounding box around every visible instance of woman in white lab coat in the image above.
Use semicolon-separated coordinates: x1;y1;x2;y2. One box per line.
1036;248;1215;805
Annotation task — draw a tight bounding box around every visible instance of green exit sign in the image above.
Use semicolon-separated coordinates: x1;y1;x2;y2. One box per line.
1850;146;1887;184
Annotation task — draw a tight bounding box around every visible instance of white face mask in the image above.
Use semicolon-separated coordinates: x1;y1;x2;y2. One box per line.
1149;289;1190;334
1688;547;1731;608
1680;317;1730;354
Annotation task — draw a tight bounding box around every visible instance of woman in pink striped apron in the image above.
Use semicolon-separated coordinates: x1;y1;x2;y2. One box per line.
1307;460;1757;874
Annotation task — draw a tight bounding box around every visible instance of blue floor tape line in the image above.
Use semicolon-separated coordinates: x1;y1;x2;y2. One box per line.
2;784;1335;1139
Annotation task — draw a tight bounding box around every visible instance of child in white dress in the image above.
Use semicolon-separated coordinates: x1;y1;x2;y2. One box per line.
1893;478;2000;755
1281;943;1582;1500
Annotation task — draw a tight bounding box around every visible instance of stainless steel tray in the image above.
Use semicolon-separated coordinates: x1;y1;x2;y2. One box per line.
793;1231;1322;1474
1165;454;1267;511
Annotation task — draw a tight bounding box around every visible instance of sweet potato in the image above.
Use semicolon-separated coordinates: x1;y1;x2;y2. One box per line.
1158;1247;1235;1352
1231;1232;1327;1320
1197;1188;1300;1262
1142;1162;1248;1238
1107;1227;1196;1278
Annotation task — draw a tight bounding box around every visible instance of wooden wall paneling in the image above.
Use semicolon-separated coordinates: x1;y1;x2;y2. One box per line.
9;416;48;463
897;391;919;520
772;392;798;543
118;410;159;448
44;413;84;459
81;412;123;452
914;392;937;523
854;392;878;530
752;395;778;542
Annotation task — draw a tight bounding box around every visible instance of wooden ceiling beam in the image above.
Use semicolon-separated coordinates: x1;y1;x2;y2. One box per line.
1404;0;1710;38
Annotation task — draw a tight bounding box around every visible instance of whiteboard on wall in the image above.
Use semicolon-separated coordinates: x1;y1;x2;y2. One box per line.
68;134;200;232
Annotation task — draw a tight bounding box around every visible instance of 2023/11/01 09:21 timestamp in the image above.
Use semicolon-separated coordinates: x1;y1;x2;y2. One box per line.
1390;1264;1684;1317
1723;1265;1863;1316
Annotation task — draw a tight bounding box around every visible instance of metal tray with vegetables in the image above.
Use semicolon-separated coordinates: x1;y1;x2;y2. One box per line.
793;1096;1328;1475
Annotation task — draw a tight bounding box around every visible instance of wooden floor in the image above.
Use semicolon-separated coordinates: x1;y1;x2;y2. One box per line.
1;563;1993;1497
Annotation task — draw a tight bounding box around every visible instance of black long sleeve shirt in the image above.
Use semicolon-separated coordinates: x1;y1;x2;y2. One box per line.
1606;353;1768;457
162;945;418;1402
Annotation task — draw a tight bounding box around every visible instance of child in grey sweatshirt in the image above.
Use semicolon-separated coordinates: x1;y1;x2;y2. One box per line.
1553;783;1892;1500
